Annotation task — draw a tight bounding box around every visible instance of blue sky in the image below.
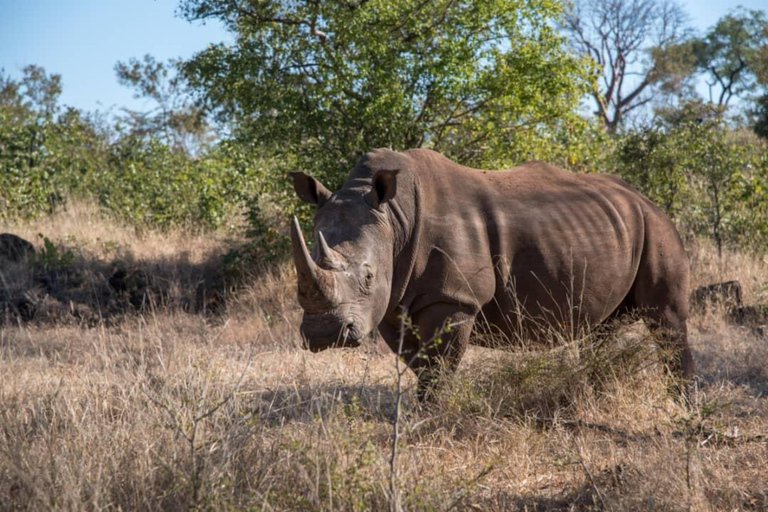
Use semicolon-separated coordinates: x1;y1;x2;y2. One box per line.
1;0;766;114
0;0;232;113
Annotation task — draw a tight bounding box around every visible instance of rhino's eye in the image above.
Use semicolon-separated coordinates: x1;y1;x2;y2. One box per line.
363;268;374;290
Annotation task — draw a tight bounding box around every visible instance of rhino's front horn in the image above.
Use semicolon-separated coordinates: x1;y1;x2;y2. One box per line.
291;216;316;290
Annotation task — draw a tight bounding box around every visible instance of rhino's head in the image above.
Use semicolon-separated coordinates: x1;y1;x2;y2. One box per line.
290;169;399;352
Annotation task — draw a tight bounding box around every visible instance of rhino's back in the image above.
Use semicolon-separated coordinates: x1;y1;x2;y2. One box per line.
490;165;647;334
408;153;648;333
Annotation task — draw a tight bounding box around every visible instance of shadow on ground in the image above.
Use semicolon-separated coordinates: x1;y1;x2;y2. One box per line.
0;234;271;326
250;383;402;427
693;338;768;399
454;466;767;511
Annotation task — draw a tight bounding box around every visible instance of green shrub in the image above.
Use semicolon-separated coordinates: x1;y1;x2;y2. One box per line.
612;119;768;253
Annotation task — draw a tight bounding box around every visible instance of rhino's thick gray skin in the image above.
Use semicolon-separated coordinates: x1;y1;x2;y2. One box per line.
291;148;693;400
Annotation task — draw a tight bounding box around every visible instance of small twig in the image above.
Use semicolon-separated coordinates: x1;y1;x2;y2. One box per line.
579;457;608;511
388;307;407;512
446;464;495;511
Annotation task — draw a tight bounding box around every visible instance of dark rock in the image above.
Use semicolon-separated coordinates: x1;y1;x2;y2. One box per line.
691;281;742;313
0;234;35;264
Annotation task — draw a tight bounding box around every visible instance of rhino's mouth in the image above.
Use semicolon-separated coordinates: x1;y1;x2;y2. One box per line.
300;312;367;352
300;320;366;352
304;337;363;353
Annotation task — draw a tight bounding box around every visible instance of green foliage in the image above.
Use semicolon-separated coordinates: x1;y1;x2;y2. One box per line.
94;136;252;228
692;7;768;106
648;39;700;97
614;127;691;218
0;66;269;231
181;0;593;188
613;115;768;252
34;234;74;270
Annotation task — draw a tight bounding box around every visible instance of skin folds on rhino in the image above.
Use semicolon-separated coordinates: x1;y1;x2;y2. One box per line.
290;148;694;400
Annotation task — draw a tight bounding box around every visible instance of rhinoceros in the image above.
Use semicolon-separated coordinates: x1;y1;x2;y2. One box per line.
290;148;693;399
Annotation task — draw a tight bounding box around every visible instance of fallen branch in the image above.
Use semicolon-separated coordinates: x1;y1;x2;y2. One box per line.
529;416;768;447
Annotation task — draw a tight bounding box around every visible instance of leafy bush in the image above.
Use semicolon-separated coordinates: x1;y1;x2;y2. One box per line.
612;118;768;253
93;137;244;228
0;90;266;233
0;66;279;233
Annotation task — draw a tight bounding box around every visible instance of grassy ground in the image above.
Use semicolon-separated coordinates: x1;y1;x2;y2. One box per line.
1;204;767;511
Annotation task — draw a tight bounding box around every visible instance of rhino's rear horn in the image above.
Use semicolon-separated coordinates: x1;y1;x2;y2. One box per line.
291;216;317;291
316;231;340;268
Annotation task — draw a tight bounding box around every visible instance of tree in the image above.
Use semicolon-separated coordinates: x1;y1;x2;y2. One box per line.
179;0;592;185
115;55;211;154
693;8;768;107
0;66;64;181
1;65;62;119
563;0;695;132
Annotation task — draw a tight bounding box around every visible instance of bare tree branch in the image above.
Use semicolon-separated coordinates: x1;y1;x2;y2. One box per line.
562;0;691;131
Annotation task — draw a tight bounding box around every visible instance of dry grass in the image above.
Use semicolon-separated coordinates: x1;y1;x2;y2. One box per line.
1;204;767;511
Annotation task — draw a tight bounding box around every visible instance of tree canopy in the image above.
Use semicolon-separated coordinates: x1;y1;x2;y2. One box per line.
180;0;593;185
693;8;768;107
115;55;211;154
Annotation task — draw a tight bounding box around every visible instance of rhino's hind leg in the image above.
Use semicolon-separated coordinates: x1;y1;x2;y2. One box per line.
646;313;694;383
618;292;694;399
628;244;695;389
400;304;475;402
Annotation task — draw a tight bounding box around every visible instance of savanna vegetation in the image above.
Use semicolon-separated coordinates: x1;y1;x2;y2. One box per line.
2;0;768;510
2;1;768;252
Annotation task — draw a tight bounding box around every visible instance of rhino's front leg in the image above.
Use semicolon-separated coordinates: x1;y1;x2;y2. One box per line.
402;304;476;402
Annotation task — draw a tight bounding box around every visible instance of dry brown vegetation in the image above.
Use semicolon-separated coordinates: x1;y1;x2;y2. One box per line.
1;203;767;511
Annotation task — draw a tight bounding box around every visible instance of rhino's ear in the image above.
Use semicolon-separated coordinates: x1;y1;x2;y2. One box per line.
367;169;399;209
290;171;332;206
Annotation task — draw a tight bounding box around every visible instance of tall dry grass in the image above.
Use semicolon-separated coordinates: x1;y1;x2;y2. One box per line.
1;203;767;510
